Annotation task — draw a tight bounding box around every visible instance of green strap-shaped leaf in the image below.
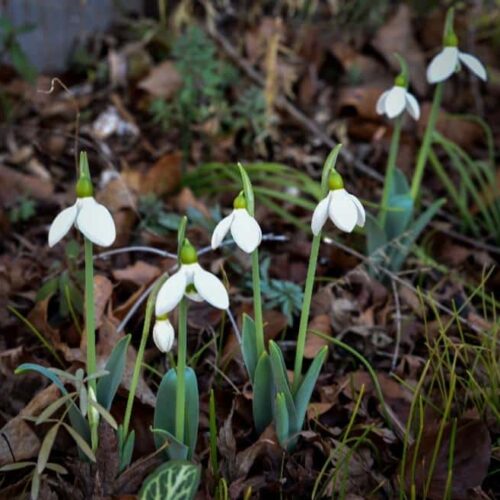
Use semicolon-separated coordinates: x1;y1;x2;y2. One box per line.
385;193;414;241
119;428;135;472
365;214;387;257
96;334;131;410
237;163;255;216
16;363;90;444
241;314;258;382
320;144;342;196
139;460;201;500
268;341;297;429
388;198;445;273
252;352;274;433
274;392;290;449
293;346;327;431
154;368;199;459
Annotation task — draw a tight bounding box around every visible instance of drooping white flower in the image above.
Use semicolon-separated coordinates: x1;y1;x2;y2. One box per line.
427;38;487;84
311;171;365;235
48;175;116;247
152;317;175;353
211;193;262;253
155;240;229;316
376;85;420;120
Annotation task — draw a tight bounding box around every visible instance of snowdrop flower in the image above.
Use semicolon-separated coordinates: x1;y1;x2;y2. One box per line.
211;193;262;253
155;239;229;316
376;77;420;120
376;55;420;120
48;173;116;247
311;171;365;235
427;32;487;84
152;316;175;353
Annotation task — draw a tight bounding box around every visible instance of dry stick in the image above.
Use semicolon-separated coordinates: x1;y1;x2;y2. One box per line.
390;277;403;372
208;26;500;256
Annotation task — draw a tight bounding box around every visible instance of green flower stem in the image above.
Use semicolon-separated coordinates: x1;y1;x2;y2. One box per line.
378;115;403;227
175;297;188;443
251;249;265;357
84;237;98;450
410;82;444;201
292;232;321;394
122;277;164;439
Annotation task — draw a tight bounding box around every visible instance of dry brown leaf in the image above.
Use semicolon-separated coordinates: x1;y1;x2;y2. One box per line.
371;4;428;96
338;86;385;121
137;61;182;98
175;187;211;218
113;261;161;287
304;314;331;359
0;164;54;206
140;152;182;197
404;419;491;499
93;275;113;329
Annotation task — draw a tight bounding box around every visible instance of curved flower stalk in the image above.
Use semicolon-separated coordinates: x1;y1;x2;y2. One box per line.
412;8;487;200
48;167;116;248
152;317;175;353
211;192;262;253
311;171;365;235
376;55;417;227
155;239;229;315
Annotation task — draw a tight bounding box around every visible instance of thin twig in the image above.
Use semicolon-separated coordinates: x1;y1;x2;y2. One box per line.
390;277;402;372
37;78;80;172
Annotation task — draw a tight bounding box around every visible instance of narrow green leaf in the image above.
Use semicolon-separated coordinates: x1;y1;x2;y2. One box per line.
0;461;35;472
184;367;200;458
237;162;255;215
388;198;444;273
37;424;60;474
208;389;218;475
61;423;96;463
88;398;118;429
139;460;201;500
320;144;342;196
385;193;413;241
45;463;68;474
268;341;297;427
96;334;131;410
252;352;274;433
241;314;258;382
274;392;290;448
119;429;135;472
35;393;75;425
151;428;189;461
365;214;387;257
293;346;327;430
177;216;188;260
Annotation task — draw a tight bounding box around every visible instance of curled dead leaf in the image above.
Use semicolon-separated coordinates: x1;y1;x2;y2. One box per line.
304;314;331;359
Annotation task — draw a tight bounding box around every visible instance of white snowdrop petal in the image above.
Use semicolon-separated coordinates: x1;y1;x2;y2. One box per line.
376;90;389;115
405;92;421;120
193;267;229;310
328;189;358;233
211;213;234;249
427;47;459;83
349;194;366;227
311;193;331;236
48;203;78;247
76;197;116;247
384;86;407;118
231;209;262;253
153;320;175;353
458;52;487;81
155;269;187;316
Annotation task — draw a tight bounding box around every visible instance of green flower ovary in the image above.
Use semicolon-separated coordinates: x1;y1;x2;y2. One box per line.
233;192;247;209
75;177;94;198
444;31;458;47
328;171;344;191
180;239;198;264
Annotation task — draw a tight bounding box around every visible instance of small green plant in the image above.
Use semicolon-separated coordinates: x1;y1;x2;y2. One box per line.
233;86;268;145
0;15;37;83
149;26;237;155
245;256;303;325
8;196;36;223
138;194;183;235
